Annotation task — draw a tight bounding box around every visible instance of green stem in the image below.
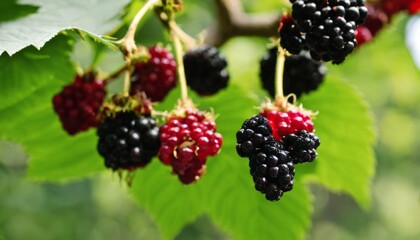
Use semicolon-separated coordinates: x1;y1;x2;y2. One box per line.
123;58;132;95
119;0;161;50
170;21;188;101
275;46;286;99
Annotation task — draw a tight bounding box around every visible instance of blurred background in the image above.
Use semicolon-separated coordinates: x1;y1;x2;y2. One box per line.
1;0;420;239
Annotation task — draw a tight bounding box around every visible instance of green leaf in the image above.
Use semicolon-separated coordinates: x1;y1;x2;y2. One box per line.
0;0;129;56
300;77;376;208
0;36;103;181
131;86;312;240
0;0;38;23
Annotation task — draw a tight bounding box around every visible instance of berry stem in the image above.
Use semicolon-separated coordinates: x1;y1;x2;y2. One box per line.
274;46;286;103
103;65;128;83
123;57;132;95
118;0;161;55
170;21;189;101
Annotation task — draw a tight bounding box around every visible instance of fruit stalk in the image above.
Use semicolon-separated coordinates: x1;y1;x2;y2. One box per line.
274;46;286;101
170;21;189;101
119;0;161;54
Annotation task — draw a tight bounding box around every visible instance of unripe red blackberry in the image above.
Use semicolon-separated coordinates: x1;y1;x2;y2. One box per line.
283;130;320;164
97;111;160;171
158;108;222;184
249;139;295;201
236;115;274;158
377;0;420;16
183;45;229;96
259;48;326;99
261;108;314;141
52;72;106;135
130;46;177;102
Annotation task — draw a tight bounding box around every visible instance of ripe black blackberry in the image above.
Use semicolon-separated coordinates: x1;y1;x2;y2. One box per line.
97;111;160;171
279;14;306;54
249;139;295;201
282;130;320;164
259;48;326;98
183;45;229;96
236;115;274;158
284;0;368;63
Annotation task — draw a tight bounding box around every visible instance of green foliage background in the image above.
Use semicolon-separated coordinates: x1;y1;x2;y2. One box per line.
0;1;419;239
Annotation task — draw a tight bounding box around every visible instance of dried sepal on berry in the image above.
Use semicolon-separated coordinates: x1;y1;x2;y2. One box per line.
158;99;223;184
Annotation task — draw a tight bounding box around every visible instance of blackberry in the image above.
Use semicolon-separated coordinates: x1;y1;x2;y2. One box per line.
236;115;274;158
285;0;368;63
259;48;326;99
283;130;320;164
130;46;177;102
97;111;160;170
279;14;306;54
52;72;106;135
249;139;294;201
183;45;229;96
158;109;222;184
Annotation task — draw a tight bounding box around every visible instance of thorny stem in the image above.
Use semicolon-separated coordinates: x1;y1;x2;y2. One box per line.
170;21;189;101
275;45;286;103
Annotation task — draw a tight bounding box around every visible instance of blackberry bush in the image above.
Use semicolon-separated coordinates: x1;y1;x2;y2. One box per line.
97;111;160;171
130;45;177;102
52;72;106;135
259;48;326;98
183;45;229;96
283;130;320;164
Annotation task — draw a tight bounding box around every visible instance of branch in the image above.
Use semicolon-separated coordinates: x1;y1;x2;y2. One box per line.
204;0;282;47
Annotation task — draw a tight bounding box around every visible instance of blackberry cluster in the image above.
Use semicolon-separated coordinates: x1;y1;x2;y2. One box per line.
282;0;368;63
183;45;229;96
249;140;295;201
279;14;306;54
97;111;160;170
236;115;273;158
52;72;106;135
283;130;320;164
259;48;326;98
158;110;222;184
130;46;177;102
261;109;314;141
236;115;295;201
